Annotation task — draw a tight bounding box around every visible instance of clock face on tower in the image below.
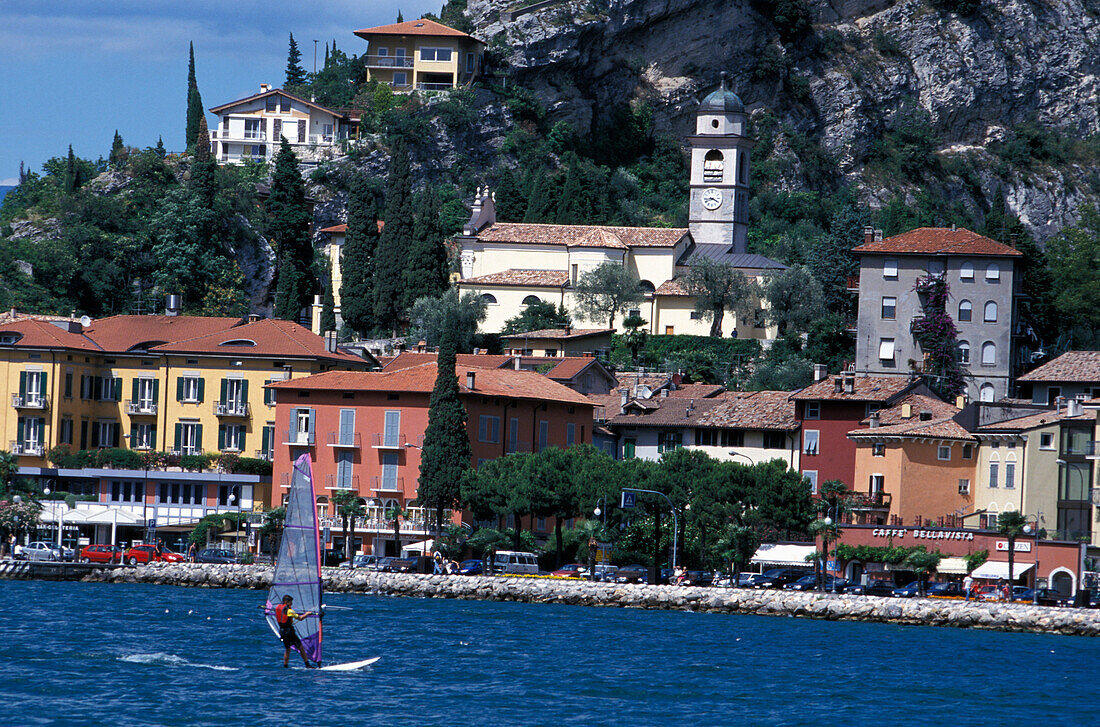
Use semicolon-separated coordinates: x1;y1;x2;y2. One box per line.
701;187;723;210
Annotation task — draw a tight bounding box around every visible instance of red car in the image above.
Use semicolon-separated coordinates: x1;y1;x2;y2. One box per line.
79;544;123;564
552;563;588;578
124;545;185;565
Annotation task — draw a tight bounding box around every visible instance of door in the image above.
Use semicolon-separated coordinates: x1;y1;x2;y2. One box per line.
273;119;282;141
383;410;400;447
394;48;405;66
340;409;355;446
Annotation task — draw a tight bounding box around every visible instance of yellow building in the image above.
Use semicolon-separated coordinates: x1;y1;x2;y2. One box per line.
354;18;485;92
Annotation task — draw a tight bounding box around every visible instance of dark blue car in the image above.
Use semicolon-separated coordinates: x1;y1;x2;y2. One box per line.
457;559;483;576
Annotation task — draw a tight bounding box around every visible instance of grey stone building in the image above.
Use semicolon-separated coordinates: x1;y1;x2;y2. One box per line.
852;227;1022;402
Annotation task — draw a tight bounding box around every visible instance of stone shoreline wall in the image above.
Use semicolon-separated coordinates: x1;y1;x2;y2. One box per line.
51;562;1098;636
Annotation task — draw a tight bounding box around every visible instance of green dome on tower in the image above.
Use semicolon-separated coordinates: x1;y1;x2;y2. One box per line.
700;72;744;113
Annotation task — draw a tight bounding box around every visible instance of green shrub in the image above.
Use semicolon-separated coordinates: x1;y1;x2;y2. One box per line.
232;457;273;477
180;453;215;471
96;448;142;469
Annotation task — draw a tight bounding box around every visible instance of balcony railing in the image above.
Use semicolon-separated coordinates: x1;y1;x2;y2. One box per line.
283;429;314;446
326;432;361;448
846;276;860;292
849;491;892;510
214;401;250;417
364;54;413;68
255;449;273;462
372;433;406;449
505;441;533;454
11;441;44;457
325;475;360;491
125;399;158;415
319;508;451;537
417;82;455;91
11;393;48;410
371;476;404;493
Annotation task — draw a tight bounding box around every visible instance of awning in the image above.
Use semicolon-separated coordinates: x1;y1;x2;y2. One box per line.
751;544;816;567
879;339;895;360
400;538;436;556
39;506;143;526
971;560;1034;580
937;557;971;575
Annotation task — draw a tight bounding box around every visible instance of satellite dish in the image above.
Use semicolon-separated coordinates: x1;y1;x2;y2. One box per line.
79;315;92;328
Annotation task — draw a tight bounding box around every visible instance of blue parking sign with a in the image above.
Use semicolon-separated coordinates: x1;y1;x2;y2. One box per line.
621;491;636;509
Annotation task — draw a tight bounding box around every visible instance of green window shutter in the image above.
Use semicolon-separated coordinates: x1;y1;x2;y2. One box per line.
195;423;203;452
40;371;47;397
132;378;139;402
176;377;184;402
240;379;249;404
152;379;160;402
261;426;271;455
218;424;226;451
36;419;45;442
80;421;88;449
112;423;120;447
219;378;228;404
197;378;205;403
239;428;246;452
18;371;27;398
174;423;182;452
264;380;274;405
130;430;137;448
16;417;25;443
113;377;122;402
150;427;156;450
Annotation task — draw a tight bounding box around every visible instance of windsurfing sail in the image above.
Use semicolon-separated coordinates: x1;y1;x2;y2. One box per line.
265;453;323;664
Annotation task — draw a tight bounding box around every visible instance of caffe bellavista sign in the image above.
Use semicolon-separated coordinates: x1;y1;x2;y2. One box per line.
871;528;975;541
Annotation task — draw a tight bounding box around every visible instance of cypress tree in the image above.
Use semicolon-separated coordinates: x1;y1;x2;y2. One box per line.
495;170;527;221
64;144;78;194
286;33;307;88
340;174;381;335
372;136;415;332
402;185;448;311
190;116;217;209
396;10;404;22
267;139;314;321
323;42;330;69
155;137;167;159
320;267;337;333
109;130;125;168
185;42;205;150
417;325;471;534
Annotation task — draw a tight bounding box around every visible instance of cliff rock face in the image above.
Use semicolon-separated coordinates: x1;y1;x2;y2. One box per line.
466;0;1100;239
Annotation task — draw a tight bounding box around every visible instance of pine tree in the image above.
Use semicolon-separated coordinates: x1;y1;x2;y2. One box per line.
109;130;125;168
340;173;381;335
267;139;314;321
155;137;167;159
189;116;217;209
286;33;307;88
402;186;448;312
64;144;78;194
185;42;205;150
495;170;527;221
372;137;415;331
417;325;471;534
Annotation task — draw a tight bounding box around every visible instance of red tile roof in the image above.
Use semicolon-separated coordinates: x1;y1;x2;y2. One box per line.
791;375;918;402
461;269;569;287
353;18;483;41
476;222;688;249
849;394;970;440
83;315;244;352
654;278;690;296
319;221;384;234
381;352;513;372
852;227;1023;257
1017;351;1100;383
609;391;799;431
666;383;726;399
148;318;366;364
545;357;606;380
975;409;1090;432
0;319;102;351
501;328;613;341
270;362;594;405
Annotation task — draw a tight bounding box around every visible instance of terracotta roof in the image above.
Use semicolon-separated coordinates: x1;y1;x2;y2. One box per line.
615;373;673;391
475;222;687;249
83;315;244;352
319;221;384;235
0;310;85;325
1017;351;1100;383
852;227;1022;257
975;409;1090;432
148;318;366;364
354;18;483;41
666;383;726;398
270;363;594;406
381;352;513;372
545;357;606;380
654;278;690;296
609;391;799;431
209;87;345;117
501;328;613;341
610;398;724;427
0;319;102;351
461;269;569;287
849;394;971;441
791;375;917;402
866;394;959;427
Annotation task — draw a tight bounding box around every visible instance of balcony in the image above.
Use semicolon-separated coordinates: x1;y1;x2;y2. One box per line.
364;54;413;69
849;491;892;511
282;430;314;447
10;441;44;457
11;393;48;410
417;82;455;91
505;441;533;454
372;433;406;450
126;399;158;416
371;476;404;493
327;432;361;448
846;276;860;292
255;449;273;462
214;401;250;418
319;507;451;537
325;475;360;491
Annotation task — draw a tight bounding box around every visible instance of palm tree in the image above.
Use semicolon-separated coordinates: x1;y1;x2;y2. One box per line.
260;507;286;560
332;489;364;561
385;503;410;557
997;511;1028;601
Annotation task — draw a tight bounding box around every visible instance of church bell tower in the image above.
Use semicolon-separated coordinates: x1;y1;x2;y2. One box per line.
688;72;753;252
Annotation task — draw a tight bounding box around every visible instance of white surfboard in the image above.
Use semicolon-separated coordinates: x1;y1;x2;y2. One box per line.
319;657;380;672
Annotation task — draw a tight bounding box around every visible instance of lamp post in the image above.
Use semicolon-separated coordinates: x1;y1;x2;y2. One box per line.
1024;516;1041;604
228;489;241;555
621;487;678;576
593;497;606;526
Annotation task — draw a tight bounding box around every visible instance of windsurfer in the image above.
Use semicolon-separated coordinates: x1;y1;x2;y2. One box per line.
274;595;317;668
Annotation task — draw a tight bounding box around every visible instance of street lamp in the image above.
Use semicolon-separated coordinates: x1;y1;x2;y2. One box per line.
593;497;605;526
1024;515;1042;604
228;488;241;555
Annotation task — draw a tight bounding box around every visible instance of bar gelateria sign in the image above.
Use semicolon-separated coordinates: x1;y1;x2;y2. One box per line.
872;528;975;541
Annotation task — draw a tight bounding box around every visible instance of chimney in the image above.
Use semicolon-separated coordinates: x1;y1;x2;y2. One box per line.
8;308;14;320
869;412;880;428
165;294;182;316
833;377;844;394
951;223;958;232
874;229;883;242
813;364;828;382
843;375;855;395
1068;399;1082;417
661;388;670;398
620;389;628;414
248;313;260;323
260;83;271;93
324;331;337;353
1055;395;1065;414
901;403;912;419
465;371;476;389
863;226;875;245
514;356;521;370
417;339;427;353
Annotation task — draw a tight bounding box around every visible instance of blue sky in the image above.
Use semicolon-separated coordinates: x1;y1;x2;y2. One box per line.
0;1;442;185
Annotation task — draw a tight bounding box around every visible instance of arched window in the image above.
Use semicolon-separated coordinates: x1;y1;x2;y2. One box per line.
980;383;995;402
983;301;997;322
703;150;724;183
985;262;1000;281
958;300;972;322
960;261;975;280
521;295;542;306
738;153;748;184
480;293;497;305
958;341;970;365
639;280;655;295
981;341;996;365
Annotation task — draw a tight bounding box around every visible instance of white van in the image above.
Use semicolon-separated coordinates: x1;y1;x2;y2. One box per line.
492;550;539;575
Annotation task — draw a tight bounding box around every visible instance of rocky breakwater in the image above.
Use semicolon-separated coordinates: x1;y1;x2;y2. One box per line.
82;563;1100;637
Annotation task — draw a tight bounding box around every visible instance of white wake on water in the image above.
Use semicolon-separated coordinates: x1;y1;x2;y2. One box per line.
119;652;238;671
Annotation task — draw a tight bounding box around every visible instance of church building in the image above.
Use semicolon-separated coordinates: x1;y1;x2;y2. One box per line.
456;75;785;338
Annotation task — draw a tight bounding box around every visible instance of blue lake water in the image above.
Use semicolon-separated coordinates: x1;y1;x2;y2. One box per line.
1;580;1097;726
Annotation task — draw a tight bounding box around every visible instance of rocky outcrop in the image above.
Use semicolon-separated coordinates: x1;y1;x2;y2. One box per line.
76;562;1100;636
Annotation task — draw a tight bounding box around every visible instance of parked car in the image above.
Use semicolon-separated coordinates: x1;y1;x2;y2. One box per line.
592;564;619;582
196;548;238;564
124;545;184;565
975;585;1002;601
23;541;73;562
891;580;927;598
1031;588;1074;607
927;582;965;598
457;559;483;576
388;557;419;573
841;579;896;597
681;570;714;587
340;554;380;569
784;574;849;592
375;556;397;572
551;563;587;579
751;568;807;589
615;564;650;584
491;550;539;575
79;544;123;564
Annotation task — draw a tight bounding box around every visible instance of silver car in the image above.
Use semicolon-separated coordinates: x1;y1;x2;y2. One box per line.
23;541;73;561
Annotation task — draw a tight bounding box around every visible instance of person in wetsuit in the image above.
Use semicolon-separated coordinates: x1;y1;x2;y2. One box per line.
274;595;316;668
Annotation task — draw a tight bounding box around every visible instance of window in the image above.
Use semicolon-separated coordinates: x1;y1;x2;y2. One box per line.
179;376;203;403
538;420;549;451
219;424;244;452
690;311;703;320
131;423;155;450
962;443;974;459
478;415;501;443
805;402;820;420
703;149;724;183
958;300;972;322
958;479;971;495
381;453;399;490
870;474;884;494
297;120;305;143
980;383;995;402
420;47;452;62
279;96;290;113
59;418;73;445
479;293;497;305
250;145;265;158
521;295;541;306
290;408;314;445
260;424;276;460
566;422;576;446
938;444;951;461
158;482;203;506
507;417;519;454
94;420;119;448
696;429;720;446
803;430;819;455
981;342;996;366
393;71;408;87
218;484;243;507
109;480;143;503
804;471;818;494
1058;461;1090;501
872;442;885;457
244;118;261;139
466;52;476;73
753;310;766;329
927;259;945;276
762;431;786;449
658;431;682;453
175;422;202;455
881;296;896;320
878;338;895;361
623;438;636;460
100;376;121;402
335;451;354;488
989;461;999;488
960;261;975;280
264;380;277;406
17;416;44;453
958;341;970;365
265;96;277;112
1005;460;1016;489
985;263;1000;281
1040;432;1054;450
984;301;998;322
64;372;73;399
883;258;898;278
382;410;400;447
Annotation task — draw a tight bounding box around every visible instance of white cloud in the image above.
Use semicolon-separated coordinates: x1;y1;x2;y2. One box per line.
0;177;19;186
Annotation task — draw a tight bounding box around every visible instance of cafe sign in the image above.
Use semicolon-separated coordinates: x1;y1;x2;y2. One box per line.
996;540;1032;552
871;528;975;541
